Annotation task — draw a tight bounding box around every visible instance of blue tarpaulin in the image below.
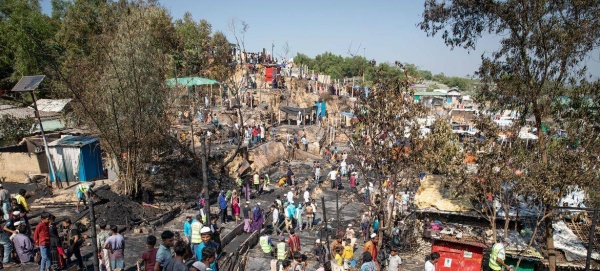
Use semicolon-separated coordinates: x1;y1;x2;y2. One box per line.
341;112;356;118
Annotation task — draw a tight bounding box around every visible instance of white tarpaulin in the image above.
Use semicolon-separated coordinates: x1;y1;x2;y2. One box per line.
518;127;538;140
553;220;600;262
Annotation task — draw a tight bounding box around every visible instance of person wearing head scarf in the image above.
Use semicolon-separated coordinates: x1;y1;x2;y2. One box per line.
251;203;264;232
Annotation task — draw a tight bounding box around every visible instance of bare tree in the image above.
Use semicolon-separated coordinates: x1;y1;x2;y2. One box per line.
277;41;291;62
228;17;249;65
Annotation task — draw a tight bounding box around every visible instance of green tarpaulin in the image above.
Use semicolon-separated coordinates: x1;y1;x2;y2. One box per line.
166;77;220;87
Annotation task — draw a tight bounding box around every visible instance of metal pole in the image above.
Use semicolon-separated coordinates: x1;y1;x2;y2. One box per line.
87;190;100;271
321;196;329;253
336;191;340;231
30;92;58;184
585;210;598;270
202;136;210;217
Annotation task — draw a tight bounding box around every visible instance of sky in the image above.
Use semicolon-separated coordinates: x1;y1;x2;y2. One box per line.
40;0;600;78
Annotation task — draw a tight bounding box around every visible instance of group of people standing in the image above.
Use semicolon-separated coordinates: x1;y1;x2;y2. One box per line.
137;229;218;271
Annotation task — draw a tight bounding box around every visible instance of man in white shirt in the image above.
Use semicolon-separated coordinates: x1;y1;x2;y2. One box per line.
303;189;310;204
271;205;282;236
340;160;347;176
287;189;295;204
329;170;337;182
425;252;439;271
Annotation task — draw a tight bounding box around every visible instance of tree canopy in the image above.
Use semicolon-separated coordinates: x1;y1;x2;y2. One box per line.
420;1;600;269
293;51;474;90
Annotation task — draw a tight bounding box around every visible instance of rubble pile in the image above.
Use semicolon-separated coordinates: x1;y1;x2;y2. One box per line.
94;188;162;226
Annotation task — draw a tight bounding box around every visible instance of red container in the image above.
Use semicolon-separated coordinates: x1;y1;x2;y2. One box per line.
432;240;484;271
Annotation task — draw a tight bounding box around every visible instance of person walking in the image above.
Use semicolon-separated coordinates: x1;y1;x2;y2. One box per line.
287;230;301;257
34;212;51;271
486;238;513;271
295;203;304;231
270;205;282;236
183;216;192;245
342;238;354;270
243;179;251;201
314;165;321;184
301;136;308;151
253;172;261;195
218;191;228;224
231;191;240;225
251;203;264;232
305;203;314;231
243;202;252;233
303;188;310;205
60;218;85;270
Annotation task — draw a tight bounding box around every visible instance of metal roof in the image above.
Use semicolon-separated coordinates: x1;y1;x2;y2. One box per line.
34;99;71;112
48;135;98;147
0;105;58;119
414;91;449;97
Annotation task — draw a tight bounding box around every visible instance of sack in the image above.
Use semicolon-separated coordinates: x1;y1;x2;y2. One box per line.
351;258;357;267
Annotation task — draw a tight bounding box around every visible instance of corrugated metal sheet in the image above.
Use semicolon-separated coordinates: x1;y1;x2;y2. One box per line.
48;135;98;147
34;99;71;112
0;105;58;119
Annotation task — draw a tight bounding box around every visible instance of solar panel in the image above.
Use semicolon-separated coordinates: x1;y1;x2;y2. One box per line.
11;75;46;92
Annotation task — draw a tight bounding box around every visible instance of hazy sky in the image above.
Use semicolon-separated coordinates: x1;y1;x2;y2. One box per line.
40;0;600;78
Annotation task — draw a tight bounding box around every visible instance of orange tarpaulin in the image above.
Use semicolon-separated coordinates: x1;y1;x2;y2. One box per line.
464;153;476;164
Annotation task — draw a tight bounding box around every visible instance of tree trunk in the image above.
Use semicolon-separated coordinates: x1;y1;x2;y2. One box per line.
545;210;556;271
202;136;210;217
535;107;555;270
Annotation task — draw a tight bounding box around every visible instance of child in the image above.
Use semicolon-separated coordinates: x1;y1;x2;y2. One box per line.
334;247;344;271
210;216;222;246
342;238;354;270
139;235;158;271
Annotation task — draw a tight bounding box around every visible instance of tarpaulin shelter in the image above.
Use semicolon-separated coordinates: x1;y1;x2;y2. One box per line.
279;106;316;119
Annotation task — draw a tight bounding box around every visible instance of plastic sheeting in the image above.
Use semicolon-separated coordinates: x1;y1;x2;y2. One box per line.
553;220;600;262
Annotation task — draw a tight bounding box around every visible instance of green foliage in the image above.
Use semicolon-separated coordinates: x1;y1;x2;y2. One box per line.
294;52;473;91
421;120;463;175
0;115;34;146
0;0;58;89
